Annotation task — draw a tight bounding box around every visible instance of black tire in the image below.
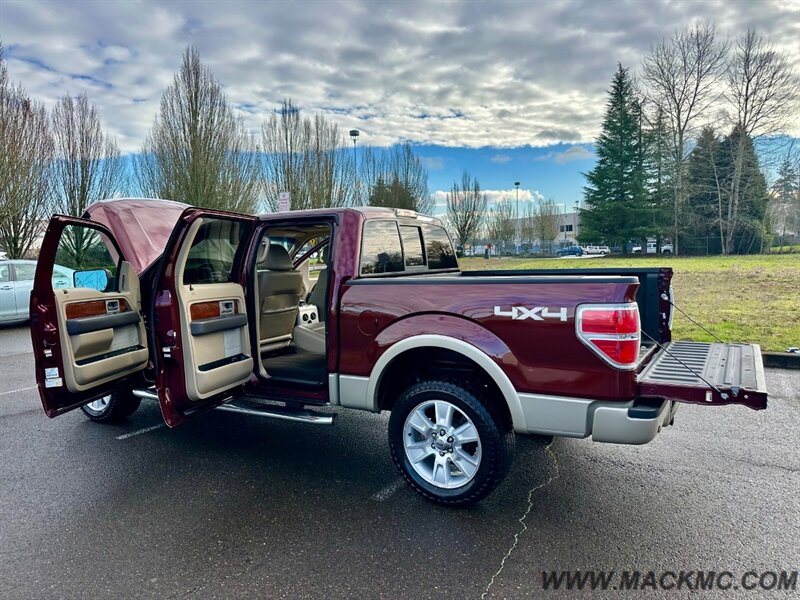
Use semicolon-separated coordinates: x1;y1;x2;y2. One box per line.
80;390;141;423
388;380;514;507
662;249;672;255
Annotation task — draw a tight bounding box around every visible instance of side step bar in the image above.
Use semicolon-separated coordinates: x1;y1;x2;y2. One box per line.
217;399;335;425
130;389;335;425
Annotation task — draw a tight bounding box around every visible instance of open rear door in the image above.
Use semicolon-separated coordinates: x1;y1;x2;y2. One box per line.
31;216;149;417
638;341;768;410
153;208;257;427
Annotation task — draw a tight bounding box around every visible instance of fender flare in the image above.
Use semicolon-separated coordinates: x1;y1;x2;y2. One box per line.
365;334;526;431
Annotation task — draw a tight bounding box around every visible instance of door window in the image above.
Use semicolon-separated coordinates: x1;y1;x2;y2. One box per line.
54;224;119;292
14;263;36;281
0;264;9;283
184;219;245;284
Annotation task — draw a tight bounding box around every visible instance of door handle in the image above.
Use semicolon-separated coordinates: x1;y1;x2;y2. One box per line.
0;285;12;290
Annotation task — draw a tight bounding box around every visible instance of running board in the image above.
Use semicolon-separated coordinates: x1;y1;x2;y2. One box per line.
216;399;335;425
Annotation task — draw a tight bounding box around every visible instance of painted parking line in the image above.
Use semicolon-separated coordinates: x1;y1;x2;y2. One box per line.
0;385;37;397
370;478;405;502
116;423;166;440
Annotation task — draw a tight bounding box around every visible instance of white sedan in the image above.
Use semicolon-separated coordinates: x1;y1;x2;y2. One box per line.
0;260;74;324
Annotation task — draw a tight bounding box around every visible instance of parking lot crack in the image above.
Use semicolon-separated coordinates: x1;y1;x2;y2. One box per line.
480;439;560;600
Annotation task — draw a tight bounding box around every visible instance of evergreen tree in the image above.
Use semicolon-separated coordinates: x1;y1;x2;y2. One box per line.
639;106;674;248
685;125;769;254
770;159;799;247
685;127;724;254
717;126;769;254
368;174;416;210
580;65;647;250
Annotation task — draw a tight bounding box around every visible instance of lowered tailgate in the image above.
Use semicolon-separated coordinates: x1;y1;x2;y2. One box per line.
638;341;768;410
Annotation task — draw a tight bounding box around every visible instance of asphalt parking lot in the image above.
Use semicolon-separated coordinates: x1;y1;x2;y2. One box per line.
1;323;798;599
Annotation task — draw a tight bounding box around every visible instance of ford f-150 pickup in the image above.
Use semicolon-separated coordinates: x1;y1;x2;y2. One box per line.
29;199;768;505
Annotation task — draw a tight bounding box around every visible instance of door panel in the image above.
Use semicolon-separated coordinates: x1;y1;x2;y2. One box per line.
154;210;257;426
55;285;147;391
31;217;149;417
179;283;252;401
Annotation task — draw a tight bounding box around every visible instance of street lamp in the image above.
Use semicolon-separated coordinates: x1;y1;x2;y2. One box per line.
514;181;520;254
350;129;360;203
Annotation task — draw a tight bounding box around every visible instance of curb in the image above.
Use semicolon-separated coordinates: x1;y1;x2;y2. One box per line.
762;352;800;370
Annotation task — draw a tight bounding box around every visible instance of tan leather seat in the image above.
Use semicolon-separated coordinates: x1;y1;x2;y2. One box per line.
258;244;303;353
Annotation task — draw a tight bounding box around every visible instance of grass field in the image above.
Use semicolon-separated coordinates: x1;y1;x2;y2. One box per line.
459;254;800;352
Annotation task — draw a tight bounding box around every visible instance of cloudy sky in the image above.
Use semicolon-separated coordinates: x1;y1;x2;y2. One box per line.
1;0;798;210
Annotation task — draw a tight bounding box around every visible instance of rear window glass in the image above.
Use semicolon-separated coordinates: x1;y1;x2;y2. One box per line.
422;224;457;270
400;226;425;267
360;221;403;275
184;219;245;284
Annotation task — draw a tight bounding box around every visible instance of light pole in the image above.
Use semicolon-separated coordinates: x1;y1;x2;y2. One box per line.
573;201;580;244
514;181;520;254
350;129;360;203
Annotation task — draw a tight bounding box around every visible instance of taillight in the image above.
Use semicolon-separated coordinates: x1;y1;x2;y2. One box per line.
576;303;640;370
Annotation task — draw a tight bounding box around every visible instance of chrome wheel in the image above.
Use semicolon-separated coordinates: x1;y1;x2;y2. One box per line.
403;399;482;489
83;395;111;416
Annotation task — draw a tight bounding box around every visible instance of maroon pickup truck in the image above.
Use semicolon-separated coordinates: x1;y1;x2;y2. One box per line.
30;199;768;505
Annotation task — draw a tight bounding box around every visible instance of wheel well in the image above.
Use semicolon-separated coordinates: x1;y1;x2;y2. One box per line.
376;347;512;429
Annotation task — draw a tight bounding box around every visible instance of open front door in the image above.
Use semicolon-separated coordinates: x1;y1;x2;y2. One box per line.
154;208;257;427
31;216;149;417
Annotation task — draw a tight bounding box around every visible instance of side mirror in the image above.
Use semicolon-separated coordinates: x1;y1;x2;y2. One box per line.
73;268;111;292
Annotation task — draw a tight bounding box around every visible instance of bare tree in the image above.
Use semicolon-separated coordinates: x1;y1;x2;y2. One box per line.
0;46;53;258
727;29;799;138
261;99;353;211
0;43;9;225
134;46;260;213
361;142;432;214
51;93;126;216
642;23;729;254
485;200;515;254
723;29;799;254
445;172;486;248
523;200;561;254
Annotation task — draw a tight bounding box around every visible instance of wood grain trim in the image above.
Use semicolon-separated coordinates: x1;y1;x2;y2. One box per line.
190;300;238;321
65;299;129;320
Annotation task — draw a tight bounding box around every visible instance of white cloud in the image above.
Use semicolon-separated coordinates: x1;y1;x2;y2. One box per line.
535;146;595;165
431;187;544;209
1;0;797;153
490;154;511;164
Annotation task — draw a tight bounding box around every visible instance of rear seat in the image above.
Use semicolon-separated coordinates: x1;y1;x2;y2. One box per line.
292;257;328;355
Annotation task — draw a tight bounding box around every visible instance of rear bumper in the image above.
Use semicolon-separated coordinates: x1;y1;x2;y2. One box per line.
517;393;678;445
592;398;676;444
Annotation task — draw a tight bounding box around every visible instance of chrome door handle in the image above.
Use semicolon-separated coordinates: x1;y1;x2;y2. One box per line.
0;285;12;290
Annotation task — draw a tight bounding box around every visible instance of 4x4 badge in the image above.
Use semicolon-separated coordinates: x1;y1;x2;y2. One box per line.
493;306;568;321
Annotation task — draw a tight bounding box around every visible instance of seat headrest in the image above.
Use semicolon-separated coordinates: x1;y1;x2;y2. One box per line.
264;244;293;271
257;241;269;265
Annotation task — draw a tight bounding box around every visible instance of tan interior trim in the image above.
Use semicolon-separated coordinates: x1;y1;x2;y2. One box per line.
65;298;130;320
190;300;238;321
